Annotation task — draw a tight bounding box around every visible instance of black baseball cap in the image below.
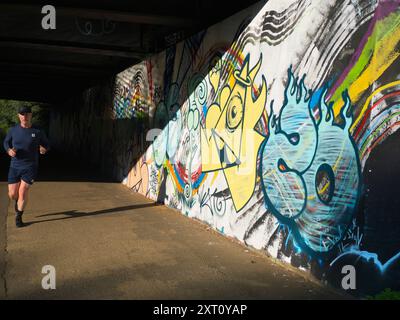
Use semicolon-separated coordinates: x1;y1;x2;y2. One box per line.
18;106;32;114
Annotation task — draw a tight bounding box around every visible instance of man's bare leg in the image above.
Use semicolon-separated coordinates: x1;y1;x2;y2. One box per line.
17;180;31;212
9;180;31;228
8;182;20;202
8;182;25;227
8;182;20;211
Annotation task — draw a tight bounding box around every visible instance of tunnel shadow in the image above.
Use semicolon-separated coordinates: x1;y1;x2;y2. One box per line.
0;151;9;182
23;202;160;226
35;150;119;183
0;148;118;183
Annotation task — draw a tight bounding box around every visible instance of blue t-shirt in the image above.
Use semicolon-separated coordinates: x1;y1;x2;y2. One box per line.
3;124;50;169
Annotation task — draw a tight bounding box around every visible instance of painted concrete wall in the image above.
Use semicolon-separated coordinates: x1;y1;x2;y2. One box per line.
50;0;400;296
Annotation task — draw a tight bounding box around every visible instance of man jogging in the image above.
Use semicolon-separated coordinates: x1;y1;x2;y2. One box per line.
3;105;50;228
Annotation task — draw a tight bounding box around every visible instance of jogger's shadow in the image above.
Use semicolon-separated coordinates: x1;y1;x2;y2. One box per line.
25;203;160;225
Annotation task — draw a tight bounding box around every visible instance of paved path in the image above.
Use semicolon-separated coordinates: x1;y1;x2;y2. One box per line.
0;153;350;299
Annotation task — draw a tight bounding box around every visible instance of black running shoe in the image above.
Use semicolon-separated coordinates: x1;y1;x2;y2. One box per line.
16;213;24;228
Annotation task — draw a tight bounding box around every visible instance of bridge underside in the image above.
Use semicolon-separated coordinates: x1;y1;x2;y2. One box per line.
0;1;259;103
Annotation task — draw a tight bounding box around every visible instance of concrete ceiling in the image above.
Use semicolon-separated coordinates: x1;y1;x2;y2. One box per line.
0;1;260;103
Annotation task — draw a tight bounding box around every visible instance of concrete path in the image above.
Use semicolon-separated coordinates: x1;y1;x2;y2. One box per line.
0;153;349;300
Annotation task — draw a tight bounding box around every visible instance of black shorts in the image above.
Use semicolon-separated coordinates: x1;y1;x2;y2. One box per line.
8;166;38;185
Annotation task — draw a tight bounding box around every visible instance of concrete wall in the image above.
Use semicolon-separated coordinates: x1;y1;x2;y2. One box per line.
50;0;400;296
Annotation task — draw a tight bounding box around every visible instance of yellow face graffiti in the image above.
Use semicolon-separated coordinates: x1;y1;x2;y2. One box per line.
201;54;267;211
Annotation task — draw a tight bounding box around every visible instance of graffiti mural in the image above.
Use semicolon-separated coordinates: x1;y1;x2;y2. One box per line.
126;156;149;196
201;54;267;211
260;71;361;255
50;0;400;296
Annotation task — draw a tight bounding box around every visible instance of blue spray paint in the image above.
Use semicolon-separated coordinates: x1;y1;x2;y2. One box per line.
260;70;361;256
